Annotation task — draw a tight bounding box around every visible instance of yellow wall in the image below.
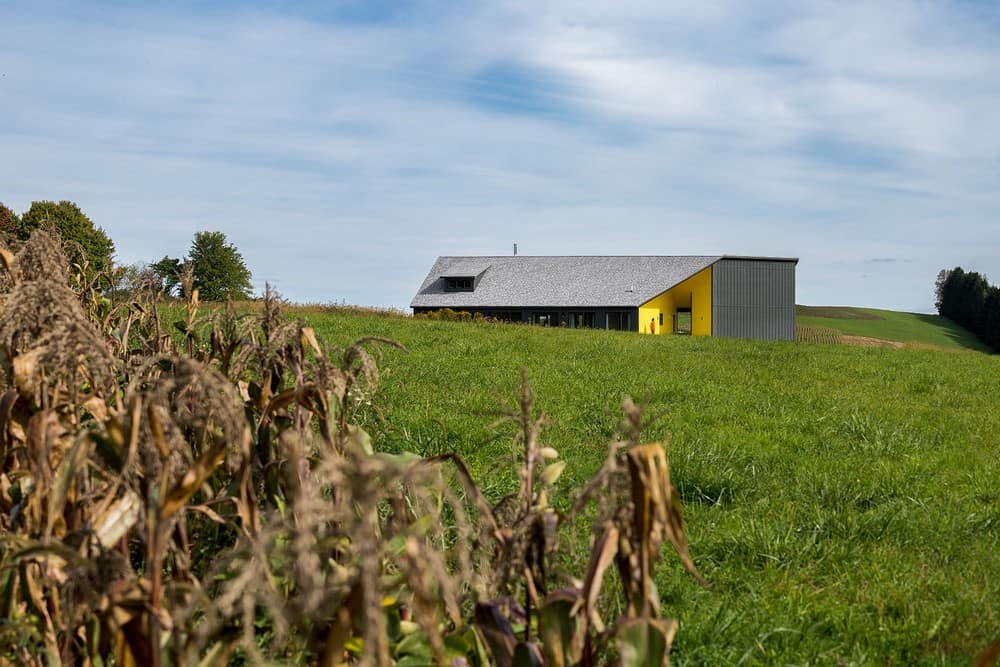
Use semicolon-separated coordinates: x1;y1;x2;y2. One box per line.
638;266;713;336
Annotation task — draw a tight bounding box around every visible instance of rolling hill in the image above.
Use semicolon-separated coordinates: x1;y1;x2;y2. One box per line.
796;305;990;352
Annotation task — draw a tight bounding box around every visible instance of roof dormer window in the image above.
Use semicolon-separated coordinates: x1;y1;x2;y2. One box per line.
445;276;475;292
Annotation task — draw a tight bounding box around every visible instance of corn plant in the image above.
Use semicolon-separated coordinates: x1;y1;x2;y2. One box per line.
468;376;707;667
0;230;704;666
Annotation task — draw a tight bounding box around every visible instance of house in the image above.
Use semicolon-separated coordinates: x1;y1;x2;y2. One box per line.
410;255;798;341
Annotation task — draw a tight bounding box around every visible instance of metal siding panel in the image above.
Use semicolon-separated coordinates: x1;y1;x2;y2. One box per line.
712;259;796;340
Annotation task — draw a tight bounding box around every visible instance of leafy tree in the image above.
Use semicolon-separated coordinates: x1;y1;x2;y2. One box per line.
187;231;253;301
151;255;184;296
934;269;951;313
18;200;115;274
0;202;18;237
984;286;1000;352
956;270;989;334
936;266;999;353
971;274;990;333
940;267;965;324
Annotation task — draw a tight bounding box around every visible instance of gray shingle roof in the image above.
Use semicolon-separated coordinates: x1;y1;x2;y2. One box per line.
410;256;723;309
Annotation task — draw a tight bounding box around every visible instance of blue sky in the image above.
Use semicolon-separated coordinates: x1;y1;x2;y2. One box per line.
2;0;999;312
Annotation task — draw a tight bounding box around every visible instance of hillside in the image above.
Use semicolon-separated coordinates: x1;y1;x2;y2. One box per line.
796;305;990;352
296;308;999;665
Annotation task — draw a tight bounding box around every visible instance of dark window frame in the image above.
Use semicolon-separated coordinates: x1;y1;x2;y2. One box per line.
607;311;631;331
529;311;560;327
444;277;475;292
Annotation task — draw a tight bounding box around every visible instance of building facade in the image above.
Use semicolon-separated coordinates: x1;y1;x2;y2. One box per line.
411;255;797;341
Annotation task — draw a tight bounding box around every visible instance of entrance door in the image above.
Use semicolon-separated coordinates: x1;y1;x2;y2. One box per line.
674;308;692;335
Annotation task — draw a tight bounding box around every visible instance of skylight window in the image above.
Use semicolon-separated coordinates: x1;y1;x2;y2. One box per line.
445;276;475;292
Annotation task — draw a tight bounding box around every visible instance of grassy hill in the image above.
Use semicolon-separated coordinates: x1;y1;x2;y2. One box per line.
796;305;990;352
292;308;999;666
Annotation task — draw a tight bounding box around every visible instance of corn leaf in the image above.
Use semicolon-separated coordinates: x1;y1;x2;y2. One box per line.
474;602;518;667
617;617;677;667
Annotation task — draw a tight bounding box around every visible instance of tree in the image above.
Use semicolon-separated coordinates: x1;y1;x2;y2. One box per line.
934;268;951;313
0;202;18;237
113;262;166;298
151;255;184;296
955;270;989;335
187;231;253;301
937;266;969;324
972;274;990;334
936;266;1000;353
984;286;1000;352
18;200;115;274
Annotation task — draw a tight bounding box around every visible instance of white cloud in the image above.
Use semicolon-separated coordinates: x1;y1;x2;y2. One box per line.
1;0;998;311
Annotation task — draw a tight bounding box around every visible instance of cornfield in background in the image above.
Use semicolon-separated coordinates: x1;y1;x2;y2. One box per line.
0;231;703;666
795;325;843;345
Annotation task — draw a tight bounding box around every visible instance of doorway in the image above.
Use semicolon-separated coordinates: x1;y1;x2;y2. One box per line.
673;308;692;335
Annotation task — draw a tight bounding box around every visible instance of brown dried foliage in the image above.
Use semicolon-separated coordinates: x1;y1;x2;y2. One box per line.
0;231;703;666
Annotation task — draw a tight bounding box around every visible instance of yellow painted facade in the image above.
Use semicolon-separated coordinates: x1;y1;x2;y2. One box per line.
638;266;713;336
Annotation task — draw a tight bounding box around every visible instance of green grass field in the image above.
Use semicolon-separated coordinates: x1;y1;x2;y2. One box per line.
292;308;999;666
796;306;990;352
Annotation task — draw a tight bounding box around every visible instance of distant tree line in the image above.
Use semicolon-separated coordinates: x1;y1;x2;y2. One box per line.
935;267;1000;352
1;200;253;301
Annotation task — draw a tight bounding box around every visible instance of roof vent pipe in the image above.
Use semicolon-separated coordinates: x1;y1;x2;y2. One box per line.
514;243;518;256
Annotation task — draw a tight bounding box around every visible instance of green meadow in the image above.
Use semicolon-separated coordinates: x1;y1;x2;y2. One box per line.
298;309;999;666
796;306;990;351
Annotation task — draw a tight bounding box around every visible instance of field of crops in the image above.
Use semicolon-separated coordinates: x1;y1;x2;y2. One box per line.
301;309;999;665
795;324;843;345
796;306;989;351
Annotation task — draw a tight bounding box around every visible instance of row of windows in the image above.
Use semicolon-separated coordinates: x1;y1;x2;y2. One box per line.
479;310;631;330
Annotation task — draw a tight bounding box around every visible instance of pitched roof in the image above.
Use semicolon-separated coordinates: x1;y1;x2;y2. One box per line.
410;255;723;309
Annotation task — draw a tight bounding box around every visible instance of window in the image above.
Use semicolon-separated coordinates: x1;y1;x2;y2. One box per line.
659;313;664;326
490;311;522;322
572;312;595;328
529;312;559;326
445;277;474;292
607;311;631;331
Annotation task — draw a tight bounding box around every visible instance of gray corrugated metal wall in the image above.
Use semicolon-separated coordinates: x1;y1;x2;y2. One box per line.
712;259;796;340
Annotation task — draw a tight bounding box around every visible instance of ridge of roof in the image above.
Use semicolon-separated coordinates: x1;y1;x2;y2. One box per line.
433;254;799;261
721;254;799;263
